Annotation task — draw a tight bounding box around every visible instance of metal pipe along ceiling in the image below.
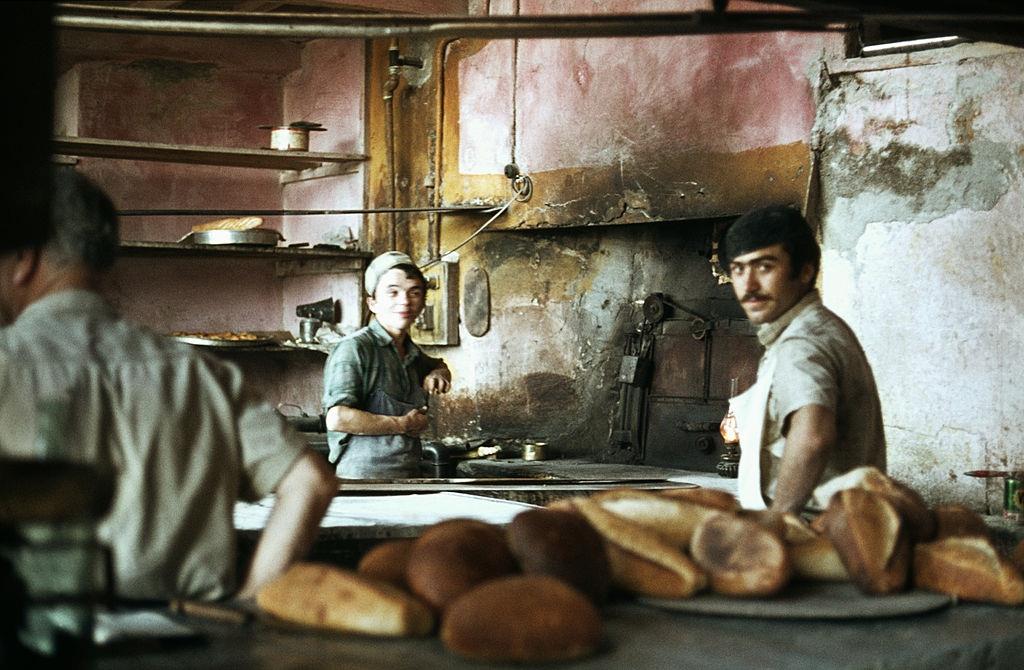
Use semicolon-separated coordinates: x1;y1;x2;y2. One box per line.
53;4;1024;40
56;5;863;39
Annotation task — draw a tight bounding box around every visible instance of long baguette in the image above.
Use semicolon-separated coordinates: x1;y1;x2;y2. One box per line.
257;562;434;637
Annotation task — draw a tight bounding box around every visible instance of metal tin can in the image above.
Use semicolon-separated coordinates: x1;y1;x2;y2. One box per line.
1004;476;1023;523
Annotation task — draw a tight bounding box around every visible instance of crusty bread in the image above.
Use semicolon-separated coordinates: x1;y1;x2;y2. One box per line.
1011;538;1024;575
789;535;850;582
815;466;935;543
914;536;1024;606
739;510;818;544
932;504;990;540
191;216;263;232
689;511;792;597
357;539;415;589
820;488;910;595
256;562;434;637
441;575;603;663
574;497;706;598
506;508;611;603
589;489;719;546
405;519;518;611
656;487;740;512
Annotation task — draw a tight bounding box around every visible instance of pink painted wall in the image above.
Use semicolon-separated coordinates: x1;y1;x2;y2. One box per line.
457;0;828;176
281;38;368;335
56;35;367;411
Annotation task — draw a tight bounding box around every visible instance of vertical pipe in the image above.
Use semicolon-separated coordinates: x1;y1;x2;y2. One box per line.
383;39;400;250
430;38;458;260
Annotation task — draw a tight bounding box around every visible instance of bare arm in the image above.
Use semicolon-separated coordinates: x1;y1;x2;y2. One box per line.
324;404;428;437
236;451;336;599
768;404;837;515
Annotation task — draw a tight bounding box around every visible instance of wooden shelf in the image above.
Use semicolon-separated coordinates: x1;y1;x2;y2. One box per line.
54;136;368;172
120;241;370;275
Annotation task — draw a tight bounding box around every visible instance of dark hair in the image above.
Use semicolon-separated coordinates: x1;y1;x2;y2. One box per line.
48;168;119;271
388;263;427;292
720;205;819;282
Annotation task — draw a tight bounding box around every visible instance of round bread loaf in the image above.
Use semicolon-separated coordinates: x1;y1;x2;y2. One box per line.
357;539;416;589
507;508;611;603
441;575;604;663
689;511;791;597
406;518;518;611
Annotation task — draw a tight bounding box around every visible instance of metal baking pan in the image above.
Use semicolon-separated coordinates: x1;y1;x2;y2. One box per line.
172;334;275;348
180;229;284;247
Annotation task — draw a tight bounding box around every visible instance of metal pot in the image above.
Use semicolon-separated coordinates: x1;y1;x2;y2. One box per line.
259;122;326;152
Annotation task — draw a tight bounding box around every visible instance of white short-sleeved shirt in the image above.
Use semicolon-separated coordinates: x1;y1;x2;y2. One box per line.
0;290;306;600
757;290;886;506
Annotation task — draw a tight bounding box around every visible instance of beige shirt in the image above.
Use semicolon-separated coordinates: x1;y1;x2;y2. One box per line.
756;290;886;506
0;290;305;600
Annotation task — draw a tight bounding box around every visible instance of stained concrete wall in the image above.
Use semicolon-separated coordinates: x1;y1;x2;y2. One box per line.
814;43;1024;513
407;1;843;459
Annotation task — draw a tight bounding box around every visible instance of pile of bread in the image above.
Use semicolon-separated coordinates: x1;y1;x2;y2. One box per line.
256;466;1024;664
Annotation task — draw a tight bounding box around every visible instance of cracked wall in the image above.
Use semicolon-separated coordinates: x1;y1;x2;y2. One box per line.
815;45;1024;512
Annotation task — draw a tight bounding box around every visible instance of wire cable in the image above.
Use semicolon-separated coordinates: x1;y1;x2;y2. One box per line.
420;174;531;270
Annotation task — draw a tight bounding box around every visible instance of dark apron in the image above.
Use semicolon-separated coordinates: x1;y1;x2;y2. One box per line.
334;387;427;478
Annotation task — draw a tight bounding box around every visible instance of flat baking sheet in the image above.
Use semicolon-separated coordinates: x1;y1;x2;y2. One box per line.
172;335;275;348
639;582;951;620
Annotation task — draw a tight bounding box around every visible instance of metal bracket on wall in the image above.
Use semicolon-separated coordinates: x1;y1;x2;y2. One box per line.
411;260;459;346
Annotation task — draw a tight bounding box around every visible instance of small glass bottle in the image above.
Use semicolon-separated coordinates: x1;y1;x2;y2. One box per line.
716;378;740;478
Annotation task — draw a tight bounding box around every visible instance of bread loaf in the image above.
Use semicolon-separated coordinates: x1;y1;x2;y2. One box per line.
574;497;706;598
405;519;518;611
191;216;263;232
590;489;718;546
256;563;434;637
689;511;792;597
789;535;850;582
815;466;935;542
506;508;611;603
820;488;910;594
656;487;740;512
440;575;603;663
932;504;989;540
1011;538;1024;575
914;536;1024;605
357;539;415;589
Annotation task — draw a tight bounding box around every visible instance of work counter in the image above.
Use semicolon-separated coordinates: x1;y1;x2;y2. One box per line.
94;597;1024;669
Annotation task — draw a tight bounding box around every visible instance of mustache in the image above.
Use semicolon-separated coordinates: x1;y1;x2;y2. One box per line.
741;293;768;303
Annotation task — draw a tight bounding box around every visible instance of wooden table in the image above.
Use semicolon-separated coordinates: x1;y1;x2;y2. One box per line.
94;599;1024;669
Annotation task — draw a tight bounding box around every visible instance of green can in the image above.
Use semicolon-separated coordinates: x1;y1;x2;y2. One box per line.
1004;476;1023;522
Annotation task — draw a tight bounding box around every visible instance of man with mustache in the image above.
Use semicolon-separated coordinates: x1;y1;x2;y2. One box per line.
720;205;885;514
322;251;451;478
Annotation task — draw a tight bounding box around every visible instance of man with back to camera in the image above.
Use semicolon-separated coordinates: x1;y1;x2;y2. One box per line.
322;251;451;478
719;205;885;514
0;168;337;601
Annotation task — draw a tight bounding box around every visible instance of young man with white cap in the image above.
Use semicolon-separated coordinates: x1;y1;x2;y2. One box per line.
322;251;451;478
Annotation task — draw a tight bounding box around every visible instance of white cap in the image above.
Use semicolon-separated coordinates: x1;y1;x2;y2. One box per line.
364;251;415;295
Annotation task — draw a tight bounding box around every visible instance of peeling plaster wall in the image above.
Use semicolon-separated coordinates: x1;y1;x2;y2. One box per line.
815;45;1024;513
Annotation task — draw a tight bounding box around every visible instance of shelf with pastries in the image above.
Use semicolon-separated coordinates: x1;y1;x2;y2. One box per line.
166;330;332;355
